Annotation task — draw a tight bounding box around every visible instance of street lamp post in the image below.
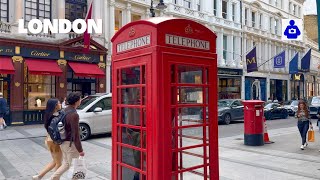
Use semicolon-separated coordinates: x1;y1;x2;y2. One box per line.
150;0;167;17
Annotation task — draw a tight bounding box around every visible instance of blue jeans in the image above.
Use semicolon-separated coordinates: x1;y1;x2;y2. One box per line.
297;121;309;145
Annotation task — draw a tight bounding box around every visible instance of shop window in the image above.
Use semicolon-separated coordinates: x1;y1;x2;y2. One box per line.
222;0;227;19
25;0;51;23
115;9;123;33
24;65;55;110
0;0;8;22
131;14;141;22
66;66;96;97
65;0;87;22
219;77;241;99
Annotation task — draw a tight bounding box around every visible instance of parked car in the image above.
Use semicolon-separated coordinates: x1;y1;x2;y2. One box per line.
264;103;288;120
308;96;320;118
77;93;112;141
283;100;298;116
217;99;244;125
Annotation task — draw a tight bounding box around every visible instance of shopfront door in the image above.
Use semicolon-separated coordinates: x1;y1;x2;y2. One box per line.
0;75;10;125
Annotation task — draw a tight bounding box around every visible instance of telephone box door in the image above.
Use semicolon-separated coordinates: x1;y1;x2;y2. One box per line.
165;55;218;179
112;58;149;180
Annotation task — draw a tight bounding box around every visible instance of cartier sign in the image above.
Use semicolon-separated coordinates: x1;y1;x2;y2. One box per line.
65;52;99;63
165;34;210;50
21;47;59;59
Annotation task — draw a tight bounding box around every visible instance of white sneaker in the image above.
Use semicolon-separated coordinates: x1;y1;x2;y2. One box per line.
304;143;308;148
32;175;41;180
300;145;304;150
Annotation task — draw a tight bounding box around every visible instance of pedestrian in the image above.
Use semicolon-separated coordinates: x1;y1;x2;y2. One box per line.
32;98;62;180
50;92;84;180
0;92;8;129
61;97;67;109
296;100;313;150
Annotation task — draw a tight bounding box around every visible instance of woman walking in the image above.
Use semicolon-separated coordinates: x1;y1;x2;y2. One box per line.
32;98;63;180
296;100;312;150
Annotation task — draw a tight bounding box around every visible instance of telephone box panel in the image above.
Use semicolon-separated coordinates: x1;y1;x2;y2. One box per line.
112;17;218;180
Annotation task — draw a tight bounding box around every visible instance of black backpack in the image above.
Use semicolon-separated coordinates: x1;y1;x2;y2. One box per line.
47;109;75;145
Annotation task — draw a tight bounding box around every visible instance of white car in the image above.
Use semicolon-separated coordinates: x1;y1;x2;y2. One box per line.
77;93;112;141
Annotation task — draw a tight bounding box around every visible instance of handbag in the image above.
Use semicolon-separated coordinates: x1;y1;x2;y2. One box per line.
68;156;87;179
308;128;315;142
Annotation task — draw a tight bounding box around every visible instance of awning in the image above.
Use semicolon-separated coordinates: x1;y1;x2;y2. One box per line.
25;59;63;76
0;57;15;74
68;62;105;78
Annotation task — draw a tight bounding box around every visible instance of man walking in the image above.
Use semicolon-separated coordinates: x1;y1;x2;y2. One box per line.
0;92;8;129
50;92;85;180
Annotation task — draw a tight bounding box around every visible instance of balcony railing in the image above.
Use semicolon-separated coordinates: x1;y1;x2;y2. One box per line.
0;21;11;33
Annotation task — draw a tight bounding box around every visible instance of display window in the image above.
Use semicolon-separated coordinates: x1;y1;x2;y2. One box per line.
218;77;241;99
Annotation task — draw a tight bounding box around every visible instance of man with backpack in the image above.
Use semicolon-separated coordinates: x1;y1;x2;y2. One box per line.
51;92;84;180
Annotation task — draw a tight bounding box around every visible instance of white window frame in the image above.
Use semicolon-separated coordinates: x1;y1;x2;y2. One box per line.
259;14;263;29
223;35;228;61
222;0;228;19
252;11;256;28
232;3;236;21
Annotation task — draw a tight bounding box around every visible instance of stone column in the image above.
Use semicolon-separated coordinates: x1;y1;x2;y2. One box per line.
57;0;65;19
229;32;234;66
248;8;252;27
236;2;241;23
126;3;132;24
14;0;23;23
104;0;109;48
217;0;222;18
258;38;262;71
217;30;224;66
109;1;115;45
227;0;232;21
106;56;111;93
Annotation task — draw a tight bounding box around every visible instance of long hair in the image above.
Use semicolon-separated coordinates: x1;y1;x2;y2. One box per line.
297;100;309;117
44;98;59;131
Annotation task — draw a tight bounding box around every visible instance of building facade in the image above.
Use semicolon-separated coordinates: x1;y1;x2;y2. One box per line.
105;0;243;99
0;0;107;125
242;0;305;102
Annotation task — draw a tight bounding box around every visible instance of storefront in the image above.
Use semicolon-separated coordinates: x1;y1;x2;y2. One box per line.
244;77;266;101
218;68;242;99
306;74;316;98
0;36;107;125
270;79;288;102
290;73;305;100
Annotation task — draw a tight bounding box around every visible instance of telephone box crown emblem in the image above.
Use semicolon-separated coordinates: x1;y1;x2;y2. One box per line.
129;27;136;37
185;24;193;34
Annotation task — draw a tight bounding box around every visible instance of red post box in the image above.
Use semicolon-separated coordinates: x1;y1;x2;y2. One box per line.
242;100;265;146
111;18;219;180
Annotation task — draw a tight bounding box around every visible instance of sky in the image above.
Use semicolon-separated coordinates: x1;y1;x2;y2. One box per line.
304;0;317;15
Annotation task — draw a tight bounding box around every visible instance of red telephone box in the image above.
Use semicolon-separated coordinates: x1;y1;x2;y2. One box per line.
111;17;218;180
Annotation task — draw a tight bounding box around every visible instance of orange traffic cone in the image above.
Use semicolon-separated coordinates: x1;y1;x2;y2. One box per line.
264;117;274;144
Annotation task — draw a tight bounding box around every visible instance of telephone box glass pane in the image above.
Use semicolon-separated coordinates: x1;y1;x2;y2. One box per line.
122;108;141;126
178;87;203;104
180;168;207;179
141;65;146;84
122;127;141;147
177;107;204;126
121;88;141;104
122;166;141;180
178;127;206;148
178;66;203;84
122;146;141;169
121;66;141;85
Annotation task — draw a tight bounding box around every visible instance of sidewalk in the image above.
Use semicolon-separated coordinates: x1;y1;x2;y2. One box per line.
1;123;320;180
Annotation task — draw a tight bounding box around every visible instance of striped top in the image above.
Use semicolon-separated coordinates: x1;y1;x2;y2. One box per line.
296;110;309;121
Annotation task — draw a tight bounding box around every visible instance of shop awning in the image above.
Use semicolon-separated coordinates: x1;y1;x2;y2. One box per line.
68;62;105;78
25;59;63;76
0;57;15;74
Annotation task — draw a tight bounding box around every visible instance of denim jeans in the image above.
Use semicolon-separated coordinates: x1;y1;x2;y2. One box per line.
297;121;309;145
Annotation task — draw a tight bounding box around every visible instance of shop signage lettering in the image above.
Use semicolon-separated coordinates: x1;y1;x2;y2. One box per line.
165;34;210;50
18;19;102;34
0;46;14;56
31;50;50;57
74;55;91;61
65;52;99;63
218;68;243;76
117;35;151;53
21;48;59;59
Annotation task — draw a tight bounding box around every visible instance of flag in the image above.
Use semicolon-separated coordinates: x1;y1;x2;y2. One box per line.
289;53;299;74
83;0;93;53
246;47;257;73
273;51;285;68
301;49;311;72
